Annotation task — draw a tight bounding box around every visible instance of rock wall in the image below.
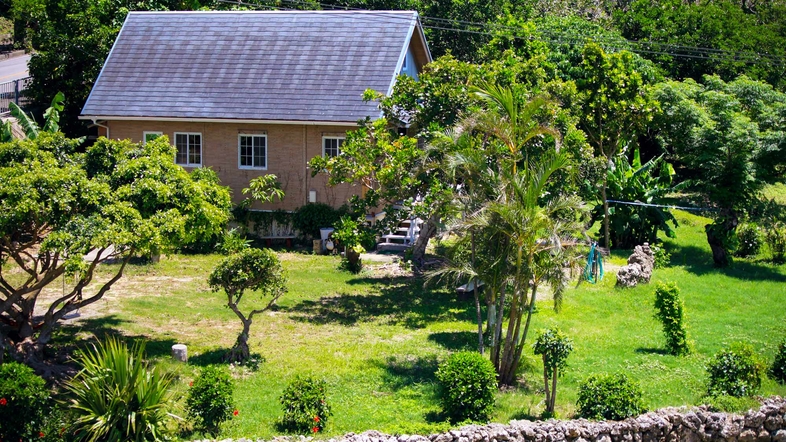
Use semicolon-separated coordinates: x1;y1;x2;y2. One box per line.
197;397;786;442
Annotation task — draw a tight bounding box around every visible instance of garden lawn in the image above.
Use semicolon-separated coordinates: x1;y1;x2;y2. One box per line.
49;209;786;439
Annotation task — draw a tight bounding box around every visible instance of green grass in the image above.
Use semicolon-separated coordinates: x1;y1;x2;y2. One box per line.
45;210;786;438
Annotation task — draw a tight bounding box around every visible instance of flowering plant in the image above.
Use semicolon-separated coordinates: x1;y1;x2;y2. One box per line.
276;376;332;434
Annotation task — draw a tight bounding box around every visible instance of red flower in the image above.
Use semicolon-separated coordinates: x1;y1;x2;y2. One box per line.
0;398;6;406
313;416;320;422
189;381;193;387
233;409;239;416
312;426;319;433
39;432;45;438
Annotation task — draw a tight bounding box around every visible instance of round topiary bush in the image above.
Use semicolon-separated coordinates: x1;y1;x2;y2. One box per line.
277;375;332;434
576;373;645;420
0;361;52;441
707;343;764;397
186;365;236;435
435;351;498;423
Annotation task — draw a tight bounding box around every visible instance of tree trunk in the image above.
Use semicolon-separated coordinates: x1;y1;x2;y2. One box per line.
471;230;484;355
225;320;252;363
706;209;737;268
542;354;551;412
602;174;610;249
411;213;438;264
549;365;558;414
490;285;506;370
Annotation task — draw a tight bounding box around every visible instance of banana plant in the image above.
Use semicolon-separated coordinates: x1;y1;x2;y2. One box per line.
1;92;65;141
593;147;687;248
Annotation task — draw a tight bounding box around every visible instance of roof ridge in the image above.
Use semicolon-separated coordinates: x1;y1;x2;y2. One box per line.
127;10;418;15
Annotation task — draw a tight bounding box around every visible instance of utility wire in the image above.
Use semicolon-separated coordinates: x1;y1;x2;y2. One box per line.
214;0;786;66
606;200;719;212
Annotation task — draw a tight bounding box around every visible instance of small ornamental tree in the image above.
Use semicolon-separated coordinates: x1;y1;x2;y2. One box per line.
653;282;690;356
208;248;287;363
533;327;573;416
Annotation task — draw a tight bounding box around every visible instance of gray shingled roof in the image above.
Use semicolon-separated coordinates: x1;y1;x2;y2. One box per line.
81;11;423;123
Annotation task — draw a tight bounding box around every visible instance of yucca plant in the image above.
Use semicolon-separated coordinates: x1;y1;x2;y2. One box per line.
64;337;176;442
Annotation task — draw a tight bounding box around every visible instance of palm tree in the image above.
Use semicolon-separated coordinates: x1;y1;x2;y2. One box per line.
442;84;585;386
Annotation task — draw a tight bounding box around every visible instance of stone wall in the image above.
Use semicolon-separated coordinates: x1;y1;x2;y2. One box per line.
197;397;786;442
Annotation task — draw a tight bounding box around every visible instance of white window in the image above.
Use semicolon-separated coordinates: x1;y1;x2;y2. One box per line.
143;131;162;145
238;134;267;169
174;132;202;167
322;136;344;158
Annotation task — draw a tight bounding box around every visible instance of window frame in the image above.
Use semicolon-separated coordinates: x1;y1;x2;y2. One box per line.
322;136;345;158
143;131;163;145
238;133;268;170
173;132;202;167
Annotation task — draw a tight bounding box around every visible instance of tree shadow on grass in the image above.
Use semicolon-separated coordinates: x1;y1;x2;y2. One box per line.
188;348;228;366
284;275;476;328
634;347;670;356
370;354;440;391
667;243;786;282
427;331;478;351
54;315;178;360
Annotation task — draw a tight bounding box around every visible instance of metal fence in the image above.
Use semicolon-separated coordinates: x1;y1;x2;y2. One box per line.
0;76;31;115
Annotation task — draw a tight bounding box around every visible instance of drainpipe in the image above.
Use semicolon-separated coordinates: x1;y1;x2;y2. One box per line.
91;119;109;138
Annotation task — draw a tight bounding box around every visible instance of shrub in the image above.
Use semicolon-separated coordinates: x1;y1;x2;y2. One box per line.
65;337;175;442
653;282;690;356
706;343;764;397
734;222;763;257
435;351;497;423
651;243;671;268
277;376;332;434
186;365;236;435
217;228;251;255
0;361;52;441
533;327;573;416
768;339;786;385
576;373;645;420
293;203;346;239
765;222;786;263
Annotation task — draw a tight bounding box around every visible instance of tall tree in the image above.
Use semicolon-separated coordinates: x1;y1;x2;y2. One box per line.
577;42;655;249
18;0;212;137
0;134;231;371
652;75;786;266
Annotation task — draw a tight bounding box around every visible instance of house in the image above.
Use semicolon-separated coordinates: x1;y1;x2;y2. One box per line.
80;10;431;213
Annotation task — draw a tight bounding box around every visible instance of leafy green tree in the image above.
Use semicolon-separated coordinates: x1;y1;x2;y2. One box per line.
651;75;786;266
577;43;656;249
0;134;231;368
309;117;454;263
613;0;786;89
208;248;287;363
18;0;214;137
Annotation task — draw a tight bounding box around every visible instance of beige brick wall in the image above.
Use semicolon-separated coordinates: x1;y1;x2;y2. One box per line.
105;120;363;211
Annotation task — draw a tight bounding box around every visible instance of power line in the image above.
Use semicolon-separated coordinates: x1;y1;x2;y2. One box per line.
214;0;786;67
